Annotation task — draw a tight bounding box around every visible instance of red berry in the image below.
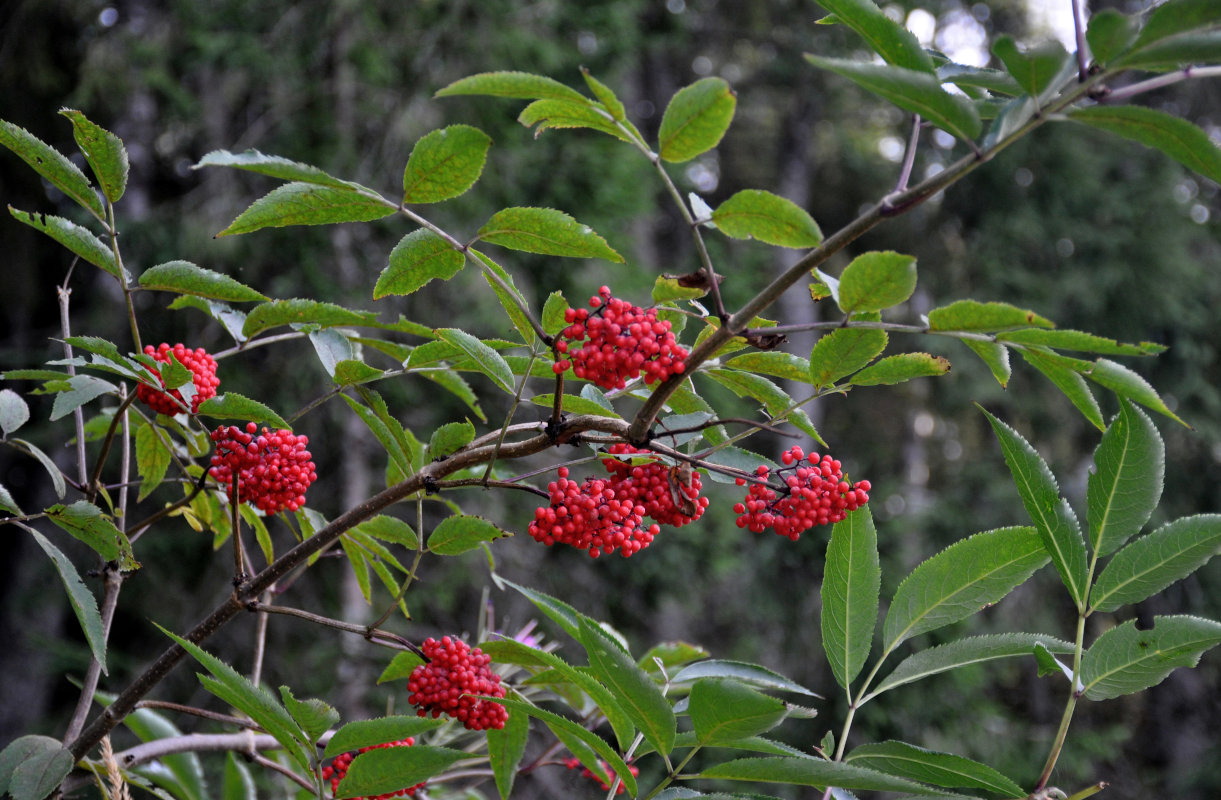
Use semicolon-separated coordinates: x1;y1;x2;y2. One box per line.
136;343;219;415
601;444;709;528
733;447;870;540
406;637;507;731
552;288;688;391
321;739;423;799
209;423;317;513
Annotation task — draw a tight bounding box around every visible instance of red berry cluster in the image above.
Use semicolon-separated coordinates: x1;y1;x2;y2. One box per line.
321;739;423;799
552;286;687;390
733;446;871;540
208;422;317;514
407;636;508;731
563;757;639;795
135;342;220;415
528;467;660;558
601;444;709;527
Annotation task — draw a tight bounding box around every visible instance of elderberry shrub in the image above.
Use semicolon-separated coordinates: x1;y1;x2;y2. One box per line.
208;422;318;514
406;636;507;731
552;286;687;390
321;739;424;799
135;342;220;415
734;445;871;540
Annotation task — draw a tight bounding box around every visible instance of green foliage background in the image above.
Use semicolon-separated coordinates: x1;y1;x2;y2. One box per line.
1;0;1218;797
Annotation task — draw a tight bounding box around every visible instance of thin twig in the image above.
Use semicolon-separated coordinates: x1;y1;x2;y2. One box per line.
57;261;87;489
1099;65;1221;104
1071;0;1088;82
134;700;260;729
250;590;271;687
432;478;550;499
62;563;122;745
86;391;139;503
250;601;427;659
482;351;540;485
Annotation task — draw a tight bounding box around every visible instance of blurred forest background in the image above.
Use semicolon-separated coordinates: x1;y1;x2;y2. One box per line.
1;0;1218;798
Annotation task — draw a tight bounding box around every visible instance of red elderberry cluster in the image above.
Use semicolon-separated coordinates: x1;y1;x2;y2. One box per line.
407;636;507;731
321;739;423;799
135;342;220;415
733;446;871;541
564;757;639;794
208;422;317;514
528;467;660;558
552;286;687;390
601;444;709;527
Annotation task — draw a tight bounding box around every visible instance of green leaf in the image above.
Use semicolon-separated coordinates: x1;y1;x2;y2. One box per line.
724;352;812;383
1081;615;1221;700
194;149;359;189
377;652;424;685
435;70;588;103
1019;348;1104;431
45;500;138;569
333;359;384;386
998;328;1163;356
487;701;529;799
169;297;249;343
0;388;30;435
243;298;380;338
159;626;312;772
139;261;267;302
810;326;888;390
48;375;115;421
428;514;511;555
135;420;172;501
991;36;1070;99
222;753;256;800
494;575;585;640
837;251;917;313
494;697;638;796
689;679;789;745
0;120;104;218
1085;357;1187;426
1086;9;1137;66
670;659;818;697
697;756;941;793
476;207;623;262
197;393;290;431
805;56;981;142
336;746;469;799
472;248;538;346
1129;0;1221;51
60;109;128;203
343;389;415;480
12;438;66;499
845;741;1026;797
847;353;950;386
373;230;464;301
481;638;635;750
870;633;1075;699
1088;400;1164;557
701;445;777;485
402;125;492;203
541;291;570;334
28;528;107;674
323;717;444;758
422;368;486;423
0;483;22;516
0;735;74;800
8;207;120;279
658;77;737;163
883;526;1049;651
814;0;935;72
216;182;393;236
1091;515;1221;613
961;340;1011;387
822;507;880;689
279;686;340;743
530;393;622;418
428;420;476;459
435;328;515;393
1113;30;1221;72
711;189;822;248
579;617;676;756
1069;105;1221;185
937;63;1022;96
581;67;629;121
983;410;1089;608
518;98;632;142
927;300;1053;332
